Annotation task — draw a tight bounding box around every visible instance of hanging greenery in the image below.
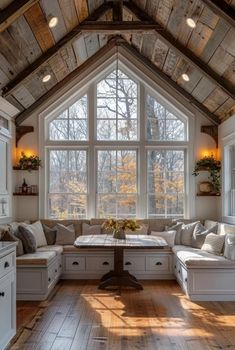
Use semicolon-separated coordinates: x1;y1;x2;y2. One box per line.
192;155;221;194
18;152;41;171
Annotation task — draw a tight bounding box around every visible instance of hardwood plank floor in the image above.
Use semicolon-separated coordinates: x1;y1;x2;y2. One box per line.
10;280;235;350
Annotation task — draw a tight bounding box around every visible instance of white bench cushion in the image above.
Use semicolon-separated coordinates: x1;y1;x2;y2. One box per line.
37;245;63;255
172;245;235;268
16;251;56;266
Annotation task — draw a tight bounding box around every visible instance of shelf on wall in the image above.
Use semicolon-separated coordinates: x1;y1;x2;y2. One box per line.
197;193;221;197
13;193;38;196
13;166;39;170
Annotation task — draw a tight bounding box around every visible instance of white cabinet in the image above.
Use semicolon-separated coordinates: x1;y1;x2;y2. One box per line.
0;243;16;350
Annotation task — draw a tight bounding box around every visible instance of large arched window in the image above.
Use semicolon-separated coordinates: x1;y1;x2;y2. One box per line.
44;63;189;219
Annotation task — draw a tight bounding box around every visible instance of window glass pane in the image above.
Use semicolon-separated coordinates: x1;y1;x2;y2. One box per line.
97;150;137;217
49;95;88;140
147;150;185;218
146;94;186;141
96;68;138;140
49;150;87;218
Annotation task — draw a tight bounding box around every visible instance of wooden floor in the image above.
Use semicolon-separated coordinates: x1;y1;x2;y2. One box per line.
10;280;235;350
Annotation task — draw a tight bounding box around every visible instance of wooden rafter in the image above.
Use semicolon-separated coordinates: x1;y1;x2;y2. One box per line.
118;39;220;125
79;21;162;33
0;0;39;33
2;1;113;97
124;1;235;98
15;36;220;126
113;0;123;21
200;0;235;28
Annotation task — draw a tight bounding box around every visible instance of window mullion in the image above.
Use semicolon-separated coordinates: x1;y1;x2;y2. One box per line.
88;83;96;219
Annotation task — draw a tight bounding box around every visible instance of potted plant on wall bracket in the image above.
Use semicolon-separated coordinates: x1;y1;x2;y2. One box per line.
192;155;221;195
13;152;41;171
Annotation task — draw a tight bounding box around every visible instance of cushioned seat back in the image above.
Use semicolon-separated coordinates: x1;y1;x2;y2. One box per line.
204;220;218;230
40;219;90;238
217;223;235;236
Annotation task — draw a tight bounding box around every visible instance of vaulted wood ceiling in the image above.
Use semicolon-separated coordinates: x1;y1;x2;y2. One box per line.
0;0;234;125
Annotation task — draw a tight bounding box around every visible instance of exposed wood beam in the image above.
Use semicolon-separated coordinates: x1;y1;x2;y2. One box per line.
201;125;218;147
113;0;123;21
118;40;220;125
79;21;162;33
15;37;119;125
200;0;235;28
124;1;235;98
0;0;39;33
2;1;113;97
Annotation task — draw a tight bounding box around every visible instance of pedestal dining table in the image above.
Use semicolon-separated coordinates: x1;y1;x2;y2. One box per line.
74;234;168;290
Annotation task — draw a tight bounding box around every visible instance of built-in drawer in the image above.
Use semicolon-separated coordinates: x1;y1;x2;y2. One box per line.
124;256;145;271
86;256;113;271
65;256;85;272
146;255;170;272
0;251;15;279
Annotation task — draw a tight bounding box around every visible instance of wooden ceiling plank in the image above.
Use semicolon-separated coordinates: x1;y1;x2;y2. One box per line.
124;1;235;98
87;0;103;14
24;3;55;52
0;51;16;79
24;73;47;100
5;95;25;112
171;58;190;82
167;0;189;37
145;0;159;20
72;35;88;64
58;0;79;32
8;16;42;64
15;37;118;125
214;97;235;118
199;0;235;28
152;39;168;70
74;0;89;22
162;49;180;77
84;33;100;57
191;77;216;103
118;40;220;124
0;0;39;33
203;87;230;112
223;59;235;86
60;44;77;72
0;68;9;92
48;53;70;82
141;33;157;60
155;0;174;28
131;33;143;51
2;1;113;96
12;85;36;108
208;46;234;76
79;21;164;32
177;68;203;94
99;34;108;47
187;21;213;57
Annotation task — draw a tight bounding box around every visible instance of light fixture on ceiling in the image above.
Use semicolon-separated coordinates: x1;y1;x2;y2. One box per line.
182;73;190;82
42;74;51;83
48;15;58;28
186;17;196;28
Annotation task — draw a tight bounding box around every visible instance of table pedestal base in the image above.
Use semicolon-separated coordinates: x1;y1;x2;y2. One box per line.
98;247;143;290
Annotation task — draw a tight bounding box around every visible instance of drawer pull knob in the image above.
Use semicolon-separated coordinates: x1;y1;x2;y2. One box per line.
4;261;9;268
72;261;79;265
174;265;176;269
178;270;180;274
55;269;57;273
185;278;187;283
48;278;51;282
102;261;109;266
0;292;5;297
59;264;62;268
155;262;162;266
125;262;132;266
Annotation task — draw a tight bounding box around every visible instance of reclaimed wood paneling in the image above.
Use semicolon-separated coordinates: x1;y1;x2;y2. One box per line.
8;16;42;64
49;53;70;81
24;3;55;52
141;33;156;60
131;33;143;51
192;76;216;102
167;0;188;37
0;68;9;92
38;64;58;91
0;52;16;79
223;59;235;85
0;0;13;10
74;0;89;22
87;0;103;14
178;67;203;93
162;49;180;77
199;6;219;29
72;35;88;64
58;0;79;31
208;46;234;75
155;0;174;28
214;97;235;118
221;28;235;56
145;0;159;19
60;44;77;72
12;85;36;108
187;22;213;56
40;0;67;42
152;39;168;69
98;34;108;48
203;87;229;112
122;8;133;43
24;72;47;99
171;57;189;82
84;33;100;57
5;95;25;111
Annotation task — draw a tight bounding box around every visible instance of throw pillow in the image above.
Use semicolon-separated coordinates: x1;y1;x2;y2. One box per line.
192;223;218;249
82;223;101;235
151;230;176;247
224;233;235;260
165;222;183;245
17;225;37;253
1;229;24;256
25;221;47;248
55;224;75;245
42;224;57;245
201;233;225;255
180;221;199;246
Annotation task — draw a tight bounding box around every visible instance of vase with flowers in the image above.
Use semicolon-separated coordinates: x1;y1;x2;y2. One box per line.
102;218;140;240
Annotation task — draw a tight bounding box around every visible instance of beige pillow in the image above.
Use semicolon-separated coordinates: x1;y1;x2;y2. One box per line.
25;221;47;248
180;221;199;246
82;223;101;235
224;233;235;260
55;224;75;245
201;233;225;255
192;223;218;249
151;230;176;247
2;229;24;256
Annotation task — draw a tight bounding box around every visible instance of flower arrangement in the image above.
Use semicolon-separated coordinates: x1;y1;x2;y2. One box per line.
102;218;140;239
192;155;221;194
17;152;41;171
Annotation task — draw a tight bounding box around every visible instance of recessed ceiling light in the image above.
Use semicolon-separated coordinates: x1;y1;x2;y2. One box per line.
182;73;190;82
48;15;58;28
186;17;196;28
42;74;51;83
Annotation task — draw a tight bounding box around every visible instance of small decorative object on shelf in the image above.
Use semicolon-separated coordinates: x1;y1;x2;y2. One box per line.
199;181;214;194
14;152;41;171
192;155;221;195
102;218;140;240
15;184;38;195
22;178;28;193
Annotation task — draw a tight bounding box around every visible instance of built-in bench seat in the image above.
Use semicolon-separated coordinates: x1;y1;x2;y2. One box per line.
16;251;56;266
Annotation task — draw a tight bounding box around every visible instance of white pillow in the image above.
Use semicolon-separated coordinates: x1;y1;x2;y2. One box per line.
151;230;176;247
55;224;75;245
201;233;225;255
25;221;47;248
82;223;101;235
224;233;235;260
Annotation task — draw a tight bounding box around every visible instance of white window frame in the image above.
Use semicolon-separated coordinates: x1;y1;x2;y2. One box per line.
39;57;194;219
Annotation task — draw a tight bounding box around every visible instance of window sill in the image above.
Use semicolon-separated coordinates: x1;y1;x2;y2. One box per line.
222;216;235;225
